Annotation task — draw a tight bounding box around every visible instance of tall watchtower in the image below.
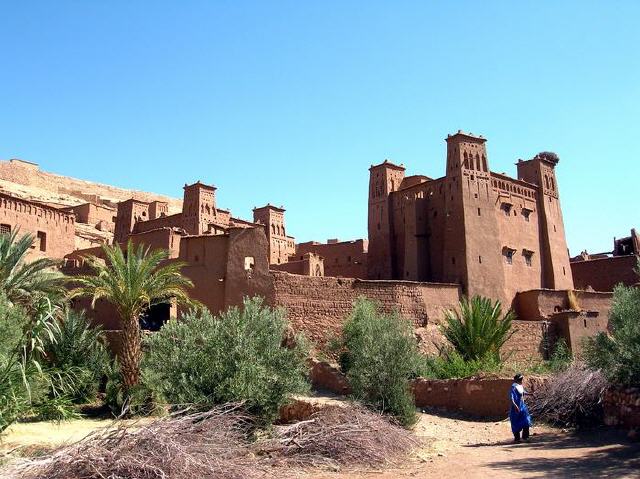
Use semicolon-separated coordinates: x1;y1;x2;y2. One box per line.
367;160;405;279
182;182;217;235
517;153;573;290
441;131;505;299
253;204;290;264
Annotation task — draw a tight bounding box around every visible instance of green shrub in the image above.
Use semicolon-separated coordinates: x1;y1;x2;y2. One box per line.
143;297;309;423
420;348;502;379
548;338;572;373
42;310;110;403
340;298;420;427
442;296;515;362
585;283;640;386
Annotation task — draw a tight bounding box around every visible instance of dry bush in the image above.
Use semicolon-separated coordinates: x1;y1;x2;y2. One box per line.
260;403;419;468
529;364;609;428
4;402;419;478
4;404;261;479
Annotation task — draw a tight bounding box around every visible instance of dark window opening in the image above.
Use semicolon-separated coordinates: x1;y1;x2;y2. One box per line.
503;248;515;265
0;224;11;236
477;208;481;216
479;256;482;264
522;209;531;222
451;257;455;265
523;251;533;267
501;203;512;216
140;303;171;331
37;231;46;252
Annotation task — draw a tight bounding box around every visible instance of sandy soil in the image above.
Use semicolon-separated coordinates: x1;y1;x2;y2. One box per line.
308;410;640;479
2;409;638;478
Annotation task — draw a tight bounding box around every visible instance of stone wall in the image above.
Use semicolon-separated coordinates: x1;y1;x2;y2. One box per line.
503;320;555;363
604;387;640;430
269;272;461;346
514;289;613;322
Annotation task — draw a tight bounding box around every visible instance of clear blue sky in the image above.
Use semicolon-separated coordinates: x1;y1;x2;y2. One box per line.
1;1;638;254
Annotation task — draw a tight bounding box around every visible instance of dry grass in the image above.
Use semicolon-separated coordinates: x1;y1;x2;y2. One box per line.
3;402;419;479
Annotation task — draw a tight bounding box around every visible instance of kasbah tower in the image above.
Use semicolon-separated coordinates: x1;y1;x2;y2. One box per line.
367;130;573;307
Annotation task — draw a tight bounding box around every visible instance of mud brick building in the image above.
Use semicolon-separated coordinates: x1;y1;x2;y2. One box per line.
571;228;640;291
367;131;573;307
0;192;75;259
1;130;618;361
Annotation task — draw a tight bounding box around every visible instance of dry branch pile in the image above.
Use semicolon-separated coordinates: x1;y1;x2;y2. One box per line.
3;402;419;479
4;404;260;479
262;404;419;468
529;364;609;428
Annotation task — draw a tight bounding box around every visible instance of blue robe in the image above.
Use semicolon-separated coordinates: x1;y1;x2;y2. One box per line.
509;383;532;434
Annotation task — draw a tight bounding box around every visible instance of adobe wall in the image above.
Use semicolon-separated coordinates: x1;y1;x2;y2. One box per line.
571;255;639;292
268;272;460;346
296;240;368;279
308;361;547;418
66;203;116;232
514;289;613;322
0;193;75;259
129;228;182;258
551;311;608;357
412;376;547;417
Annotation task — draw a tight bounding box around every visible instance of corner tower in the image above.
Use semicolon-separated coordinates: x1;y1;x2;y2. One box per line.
182;181;217;235
517;153;573;290
367;160;405;279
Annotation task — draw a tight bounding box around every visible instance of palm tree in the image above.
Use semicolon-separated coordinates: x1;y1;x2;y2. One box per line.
442;296;515;362
70;240;194;389
0;230;66;310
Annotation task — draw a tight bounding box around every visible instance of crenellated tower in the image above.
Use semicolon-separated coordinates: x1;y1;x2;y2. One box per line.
367;160;405;279
517;153;573;290
182;182;217;235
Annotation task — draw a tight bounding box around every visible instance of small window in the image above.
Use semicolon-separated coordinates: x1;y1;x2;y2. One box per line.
501;203;512;216
244;256;255;271
522;209;531;222
479;256;482;264
477;208;481;216
503;248;515;265
37;231;46;252
451;257;456;265
0;224;11;236
523;250;533;267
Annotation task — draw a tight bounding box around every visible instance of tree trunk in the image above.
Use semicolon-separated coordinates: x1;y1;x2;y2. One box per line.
120;314;142;391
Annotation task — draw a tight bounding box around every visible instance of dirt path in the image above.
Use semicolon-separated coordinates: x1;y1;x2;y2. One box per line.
311;411;640;479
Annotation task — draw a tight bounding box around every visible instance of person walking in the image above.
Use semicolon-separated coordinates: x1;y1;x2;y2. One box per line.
509;373;532;443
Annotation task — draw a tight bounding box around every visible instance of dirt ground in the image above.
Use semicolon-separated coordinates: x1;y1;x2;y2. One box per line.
2;409;639;478
311;410;640;479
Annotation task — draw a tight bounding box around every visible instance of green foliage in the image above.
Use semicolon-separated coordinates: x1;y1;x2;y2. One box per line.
442;296;515;362
42;310;110;402
0;231;66;311
548;338;573;373
143;297;309;423
32;396;80;422
0;298;59;432
585;283;640;386
419;348;502;379
70;240;195;390
340;298;419;427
